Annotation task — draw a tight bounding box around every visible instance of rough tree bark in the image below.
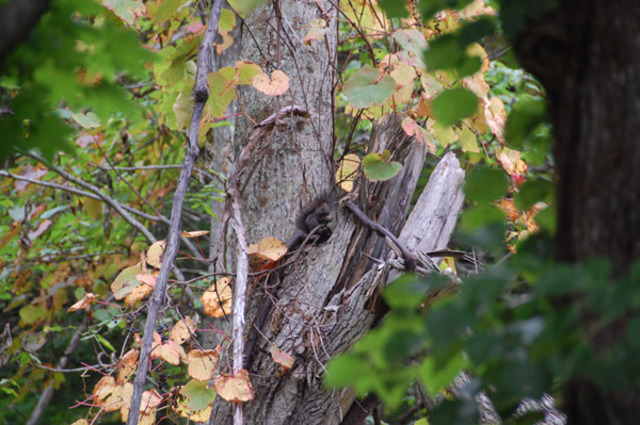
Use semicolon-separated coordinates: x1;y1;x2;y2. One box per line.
203;1;466;424
514;1;640;424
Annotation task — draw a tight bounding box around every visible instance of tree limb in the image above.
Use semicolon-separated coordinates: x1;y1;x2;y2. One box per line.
126;0;223;423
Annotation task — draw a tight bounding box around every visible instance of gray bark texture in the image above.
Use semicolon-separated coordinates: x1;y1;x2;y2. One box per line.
204;2;465;424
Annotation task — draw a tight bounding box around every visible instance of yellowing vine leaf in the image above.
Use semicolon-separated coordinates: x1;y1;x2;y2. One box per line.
201;277;233;318
116;349;139;384
171;316;195;345
111;263;144;300
483;96;507;145
187;347;221;381
401;117;436;152
252;70;290;96
213;369;254;402
174;391;212;421
149;332;186;365
180;379;217;411
146;240;166;269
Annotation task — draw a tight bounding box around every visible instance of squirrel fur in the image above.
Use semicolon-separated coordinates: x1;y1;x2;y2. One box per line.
285;195;334;251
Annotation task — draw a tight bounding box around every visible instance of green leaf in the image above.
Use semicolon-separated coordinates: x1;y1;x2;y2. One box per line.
465;167;509;203
380;0;409;18
72;112;102;129
459;16;497;45
432;88;478;126
505;98;548;149
96;334;115;352
153;0;184;24
420;350;467;395
362;149;402;181
181;379;217;411
419;0;474;21
384;274;437;310
342;67;397;109
208;68;238;119
424;35;465;71
514;178;554;210
19;305;47;325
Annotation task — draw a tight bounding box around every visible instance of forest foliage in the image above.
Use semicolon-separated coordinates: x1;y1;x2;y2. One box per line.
2;0;631;424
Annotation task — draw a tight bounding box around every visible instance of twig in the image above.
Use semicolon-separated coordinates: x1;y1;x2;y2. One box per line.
0;169;203;259
344;200;416;270
125;1;224;424
0;170;162;224
26;323;87;425
23;151;157;243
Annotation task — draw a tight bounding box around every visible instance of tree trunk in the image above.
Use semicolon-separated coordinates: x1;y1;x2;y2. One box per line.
515;1;640;423
203;2;465;424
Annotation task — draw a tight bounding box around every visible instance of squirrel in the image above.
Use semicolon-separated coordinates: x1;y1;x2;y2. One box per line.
284;195;334;251
245;194;335;370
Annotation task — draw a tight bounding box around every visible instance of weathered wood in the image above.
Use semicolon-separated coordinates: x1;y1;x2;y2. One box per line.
204;2;467;424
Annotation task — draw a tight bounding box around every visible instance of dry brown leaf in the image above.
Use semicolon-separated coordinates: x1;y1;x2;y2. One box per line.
269;345;294;374
247;237;287;263
67;292;97;312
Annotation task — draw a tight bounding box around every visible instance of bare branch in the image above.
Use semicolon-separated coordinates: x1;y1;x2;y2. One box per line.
24;151;157;243
126;0;224;423
0;169;162;223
